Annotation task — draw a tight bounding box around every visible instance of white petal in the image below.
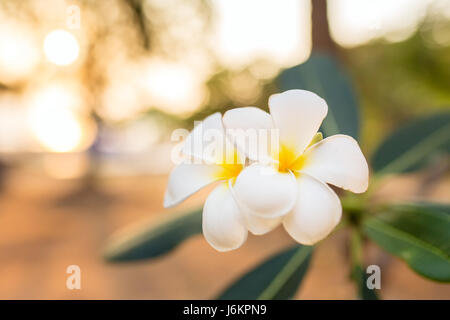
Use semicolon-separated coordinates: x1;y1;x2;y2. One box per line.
202;183;248;252
243;213;282;235
223;107;275;162
269;89;328;155
301;135;369;193
283;174;342;245
183;112;241;165
164;162;223;208
233;164;297;218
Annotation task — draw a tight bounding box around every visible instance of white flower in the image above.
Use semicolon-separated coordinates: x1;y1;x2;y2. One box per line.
164;113;249;252
164;89;369;251
223;89;369;245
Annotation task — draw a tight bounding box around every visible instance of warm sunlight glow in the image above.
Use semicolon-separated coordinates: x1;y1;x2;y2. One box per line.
142;60;206;115
27;85;95;152
213;0;311;68
328;0;435;47
29;104;83;152
0;21;39;83
44;29;79;66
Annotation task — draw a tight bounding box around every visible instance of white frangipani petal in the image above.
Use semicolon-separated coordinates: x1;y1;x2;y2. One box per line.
164;162;223;208
283;174;342;245
223;107;275;162
233;164;297;218
301;135;369;193
229;180;282;235
269;89;328;155
243;213;282;235
202;184;248;252
183;112;238;164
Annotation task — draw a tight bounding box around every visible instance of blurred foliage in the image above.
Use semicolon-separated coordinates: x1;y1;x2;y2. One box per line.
344;24;450;153
350;229;379;300
104;208;202;262
364;203;450;282
217;246;312;300
372;112;450;175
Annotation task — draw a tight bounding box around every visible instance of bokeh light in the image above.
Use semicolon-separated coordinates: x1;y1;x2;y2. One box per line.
44;29;80;66
328;0;447;47
26;84;96;152
142;59;207;115
28;103;83;152
213;0;311;68
0;21;40;83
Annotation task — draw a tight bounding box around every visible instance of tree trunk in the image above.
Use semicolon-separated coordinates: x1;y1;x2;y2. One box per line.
311;0;337;54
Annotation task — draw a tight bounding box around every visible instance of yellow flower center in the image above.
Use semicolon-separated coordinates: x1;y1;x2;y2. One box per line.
275;132;323;175
214;148;244;182
217;162;244;181
277;144;307;174
212;132;322;181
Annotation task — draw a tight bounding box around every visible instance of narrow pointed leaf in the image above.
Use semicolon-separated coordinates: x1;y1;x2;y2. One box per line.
277;53;360;140
217;245;313;300
364;203;450;282
372;112;450;176
104;209;202;262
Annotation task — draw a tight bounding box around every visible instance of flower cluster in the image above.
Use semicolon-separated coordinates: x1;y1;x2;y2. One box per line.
164;90;369;251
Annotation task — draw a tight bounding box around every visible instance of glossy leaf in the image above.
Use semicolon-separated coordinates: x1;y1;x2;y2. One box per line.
364;203;450;282
372;112;450;175
218;245;313;300
277;53;360;140
104;209;202;262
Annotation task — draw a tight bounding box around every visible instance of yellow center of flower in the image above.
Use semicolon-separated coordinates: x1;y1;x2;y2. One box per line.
275;132;323;174
212;133;322;181
277;144;308;173
217;163;244;181
214;148;244;182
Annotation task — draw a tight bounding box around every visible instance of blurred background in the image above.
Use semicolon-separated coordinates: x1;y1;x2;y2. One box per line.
0;0;449;299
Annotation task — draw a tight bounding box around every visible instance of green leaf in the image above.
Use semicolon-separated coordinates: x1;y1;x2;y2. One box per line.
364;203;450;282
277;53;360;140
217;245;313;300
104;209;202;262
408;202;450;214
350;229;379;299
372;112;450;175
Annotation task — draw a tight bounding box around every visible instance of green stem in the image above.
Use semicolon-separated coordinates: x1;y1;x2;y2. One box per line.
349;227;380;300
350;228;363;272
341;174;386;224
350;227;364;297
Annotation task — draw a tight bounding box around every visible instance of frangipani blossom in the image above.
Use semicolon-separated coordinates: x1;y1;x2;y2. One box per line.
164;113;249;251
223;89;369;245
164;89;369;252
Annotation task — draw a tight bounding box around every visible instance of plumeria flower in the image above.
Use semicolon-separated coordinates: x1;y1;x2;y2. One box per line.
164;89;369;252
164;113;250;251
223;89;369;245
